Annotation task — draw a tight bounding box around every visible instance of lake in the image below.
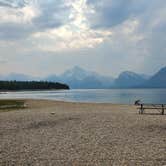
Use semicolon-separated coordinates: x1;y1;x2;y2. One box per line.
0;89;166;104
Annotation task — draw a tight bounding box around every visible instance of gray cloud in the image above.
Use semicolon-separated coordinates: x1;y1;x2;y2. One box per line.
0;0;165;76
84;0;166;74
33;0;71;29
0;0;27;8
86;0;133;28
0;23;34;40
0;60;7;64
86;0;162;29
0;0;71;40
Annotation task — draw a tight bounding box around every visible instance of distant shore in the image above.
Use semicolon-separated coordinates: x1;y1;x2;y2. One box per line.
0;80;70;91
0;99;165;165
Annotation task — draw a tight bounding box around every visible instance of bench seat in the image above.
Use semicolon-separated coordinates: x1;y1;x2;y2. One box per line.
138;104;165;115
138;107;166;109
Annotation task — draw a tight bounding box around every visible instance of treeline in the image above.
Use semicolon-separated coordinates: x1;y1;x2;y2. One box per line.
0;81;69;91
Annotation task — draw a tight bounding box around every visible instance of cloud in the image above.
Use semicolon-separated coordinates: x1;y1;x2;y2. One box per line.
0;0;112;51
0;0;112;50
0;0;71;40
0;1;38;40
0;0;28;8
83;0;166;73
31;0;112;52
0;60;7;64
33;0;71;29
0;0;165;76
86;0;133;28
86;0;165;29
32;25;111;52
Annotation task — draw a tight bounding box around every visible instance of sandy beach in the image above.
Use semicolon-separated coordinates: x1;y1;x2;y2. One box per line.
0;99;165;165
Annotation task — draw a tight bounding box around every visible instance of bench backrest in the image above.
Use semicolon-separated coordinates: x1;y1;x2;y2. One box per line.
140;104;166;109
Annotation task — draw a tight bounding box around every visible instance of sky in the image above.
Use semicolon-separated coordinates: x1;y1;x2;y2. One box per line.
0;0;166;77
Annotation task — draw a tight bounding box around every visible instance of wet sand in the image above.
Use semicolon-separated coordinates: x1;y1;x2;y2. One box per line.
0;99;165;165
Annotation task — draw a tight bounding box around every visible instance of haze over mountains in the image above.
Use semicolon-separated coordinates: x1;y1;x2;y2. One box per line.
143;67;166;88
0;66;166;89
113;71;149;88
45;66;114;89
0;73;39;81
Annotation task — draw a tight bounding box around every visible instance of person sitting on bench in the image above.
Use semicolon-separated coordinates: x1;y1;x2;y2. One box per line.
134;100;141;106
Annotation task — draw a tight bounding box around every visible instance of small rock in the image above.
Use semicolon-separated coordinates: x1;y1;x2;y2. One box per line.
51;112;55;115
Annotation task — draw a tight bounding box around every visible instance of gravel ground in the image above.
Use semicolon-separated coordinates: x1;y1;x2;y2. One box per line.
0;99;165;166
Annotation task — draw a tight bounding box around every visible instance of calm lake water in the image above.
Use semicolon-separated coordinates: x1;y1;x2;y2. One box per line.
0;89;166;104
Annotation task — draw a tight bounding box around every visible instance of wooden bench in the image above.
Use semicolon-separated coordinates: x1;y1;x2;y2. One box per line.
138;104;165;115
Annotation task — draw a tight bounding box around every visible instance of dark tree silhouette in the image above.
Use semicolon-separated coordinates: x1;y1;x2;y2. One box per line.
0;81;69;91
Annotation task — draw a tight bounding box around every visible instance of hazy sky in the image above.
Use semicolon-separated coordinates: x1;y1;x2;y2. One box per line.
0;0;166;77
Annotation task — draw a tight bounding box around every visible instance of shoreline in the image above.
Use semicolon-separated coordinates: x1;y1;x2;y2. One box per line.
0;98;134;106
1;89;166;106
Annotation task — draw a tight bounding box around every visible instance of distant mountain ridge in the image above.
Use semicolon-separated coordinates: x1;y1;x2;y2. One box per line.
113;71;148;88
0;66;166;89
142;66;166;88
46;66;114;89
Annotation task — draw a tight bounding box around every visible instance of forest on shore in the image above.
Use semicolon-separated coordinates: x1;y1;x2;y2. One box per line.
0;81;69;91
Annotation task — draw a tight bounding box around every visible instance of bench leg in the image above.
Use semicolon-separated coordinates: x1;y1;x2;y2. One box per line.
161;105;164;115
139;108;144;114
161;109;164;115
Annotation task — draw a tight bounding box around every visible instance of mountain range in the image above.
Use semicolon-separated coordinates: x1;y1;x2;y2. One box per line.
113;71;149;88
45;66;114;89
0;66;166;89
142;67;166;88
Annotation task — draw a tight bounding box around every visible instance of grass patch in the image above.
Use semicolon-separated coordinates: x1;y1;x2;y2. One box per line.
0;100;26;112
